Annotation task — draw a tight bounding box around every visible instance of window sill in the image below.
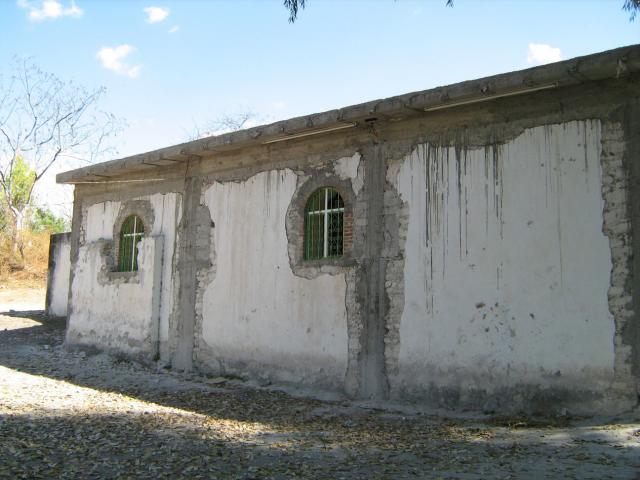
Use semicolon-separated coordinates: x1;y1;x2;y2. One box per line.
290;252;356;279
110;271;139;279
98;269;141;285
302;256;348;266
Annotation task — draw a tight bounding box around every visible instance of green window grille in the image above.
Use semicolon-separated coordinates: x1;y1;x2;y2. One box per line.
304;187;344;260
118;215;144;272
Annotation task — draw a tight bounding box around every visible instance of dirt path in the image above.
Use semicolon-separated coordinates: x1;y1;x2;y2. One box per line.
0;291;639;479
0;286;45;312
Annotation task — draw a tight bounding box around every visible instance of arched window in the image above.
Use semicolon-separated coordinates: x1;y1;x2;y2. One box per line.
118;215;144;272
304;187;344;260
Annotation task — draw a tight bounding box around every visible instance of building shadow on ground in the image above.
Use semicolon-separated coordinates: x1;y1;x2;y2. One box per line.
0;311;638;480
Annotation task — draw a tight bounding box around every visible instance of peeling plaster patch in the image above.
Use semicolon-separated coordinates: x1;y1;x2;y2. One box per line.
343;268;363;396
193;200;217;371
386;161;402;186
334;152;364;195
600;121;636;398
382;201;409;384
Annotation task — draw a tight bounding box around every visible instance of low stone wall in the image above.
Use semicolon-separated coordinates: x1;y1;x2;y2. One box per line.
45;232;71;317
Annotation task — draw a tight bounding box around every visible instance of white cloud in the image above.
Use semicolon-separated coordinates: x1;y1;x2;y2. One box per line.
527;43;563;65
168;25;179;33
273;101;286;110
17;0;83;21
144;6;169;23
96;45;141;79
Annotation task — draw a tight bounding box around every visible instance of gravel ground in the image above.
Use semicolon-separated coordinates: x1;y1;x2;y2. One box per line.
0;292;639;479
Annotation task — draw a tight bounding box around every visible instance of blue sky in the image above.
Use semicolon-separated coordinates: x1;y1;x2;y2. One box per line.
1;0;639;213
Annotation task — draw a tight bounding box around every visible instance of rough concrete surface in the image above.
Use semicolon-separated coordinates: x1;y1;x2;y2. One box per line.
1;293;640;479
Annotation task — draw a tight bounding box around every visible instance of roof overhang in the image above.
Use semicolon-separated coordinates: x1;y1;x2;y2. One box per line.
57;43;640;184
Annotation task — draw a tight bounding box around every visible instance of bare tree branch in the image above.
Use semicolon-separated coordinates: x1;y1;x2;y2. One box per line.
187;110;264;141
0;57;125;258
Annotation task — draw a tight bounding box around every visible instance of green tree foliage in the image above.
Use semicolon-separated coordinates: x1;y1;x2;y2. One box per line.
29;207;68;234
284;0;305;22
624;0;640;20
4;156;35;215
284;0;640;22
0;155;34;237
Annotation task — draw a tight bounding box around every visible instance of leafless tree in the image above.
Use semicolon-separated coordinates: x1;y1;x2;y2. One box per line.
0;59;123;258
187;110;263;141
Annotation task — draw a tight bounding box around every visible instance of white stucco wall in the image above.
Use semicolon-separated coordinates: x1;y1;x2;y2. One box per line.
200;169;349;387
81;193;180;358
67;236;163;355
47;237;71;317
84;201;120;242
392;120;615;395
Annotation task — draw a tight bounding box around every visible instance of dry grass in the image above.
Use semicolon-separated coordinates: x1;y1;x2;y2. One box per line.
0;231;50;289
